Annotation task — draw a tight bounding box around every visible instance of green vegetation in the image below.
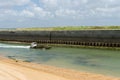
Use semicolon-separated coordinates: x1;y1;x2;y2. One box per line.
1;26;120;31
16;26;120;31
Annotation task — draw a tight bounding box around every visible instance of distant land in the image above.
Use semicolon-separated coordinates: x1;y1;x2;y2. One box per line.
0;26;120;31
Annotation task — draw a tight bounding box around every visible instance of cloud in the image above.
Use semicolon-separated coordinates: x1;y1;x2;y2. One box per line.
39;0;120;19
41;0;58;7
40;0;88;10
30;5;52;18
0;2;52;20
55;8;81;19
20;10;34;17
0;0;30;7
0;0;120;27
1;0;120;19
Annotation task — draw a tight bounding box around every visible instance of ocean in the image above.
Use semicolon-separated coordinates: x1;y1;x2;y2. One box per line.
0;43;120;77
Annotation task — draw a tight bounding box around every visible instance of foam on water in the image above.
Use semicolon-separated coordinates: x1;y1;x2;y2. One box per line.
0;43;30;49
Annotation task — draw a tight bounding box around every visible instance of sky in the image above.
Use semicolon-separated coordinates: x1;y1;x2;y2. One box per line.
0;0;120;28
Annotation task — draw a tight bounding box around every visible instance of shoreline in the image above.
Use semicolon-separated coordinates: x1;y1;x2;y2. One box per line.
0;40;120;50
0;56;119;80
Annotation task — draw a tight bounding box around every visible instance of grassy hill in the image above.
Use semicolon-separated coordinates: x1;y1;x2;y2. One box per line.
16;26;120;31
1;26;120;31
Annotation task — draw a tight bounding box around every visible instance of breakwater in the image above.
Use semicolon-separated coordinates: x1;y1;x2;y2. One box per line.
0;30;120;47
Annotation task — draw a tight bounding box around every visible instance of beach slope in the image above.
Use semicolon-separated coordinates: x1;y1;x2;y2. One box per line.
0;57;119;80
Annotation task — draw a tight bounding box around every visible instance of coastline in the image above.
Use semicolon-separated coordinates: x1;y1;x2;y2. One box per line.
0;56;119;80
0;40;120;50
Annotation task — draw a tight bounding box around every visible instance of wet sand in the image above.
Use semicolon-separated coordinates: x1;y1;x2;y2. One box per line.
0;57;119;80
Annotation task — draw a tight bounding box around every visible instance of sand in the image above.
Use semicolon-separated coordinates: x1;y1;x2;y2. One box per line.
0;57;119;80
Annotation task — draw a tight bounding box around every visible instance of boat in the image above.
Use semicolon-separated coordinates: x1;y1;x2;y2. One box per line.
30;42;51;49
30;42;37;48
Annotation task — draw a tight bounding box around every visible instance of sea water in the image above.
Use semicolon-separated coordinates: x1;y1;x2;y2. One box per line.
0;43;120;77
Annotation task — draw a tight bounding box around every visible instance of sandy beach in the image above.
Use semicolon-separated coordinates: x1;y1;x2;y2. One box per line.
0;57;119;80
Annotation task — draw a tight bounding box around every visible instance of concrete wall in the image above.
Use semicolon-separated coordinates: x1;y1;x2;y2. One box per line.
51;30;120;42
0;30;120;47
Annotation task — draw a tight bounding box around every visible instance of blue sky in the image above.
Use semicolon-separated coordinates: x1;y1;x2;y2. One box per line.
0;0;120;28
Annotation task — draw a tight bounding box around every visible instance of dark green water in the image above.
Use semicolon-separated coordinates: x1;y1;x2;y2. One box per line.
0;43;120;77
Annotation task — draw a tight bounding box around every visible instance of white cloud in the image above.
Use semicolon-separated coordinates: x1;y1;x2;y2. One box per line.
26;4;53;18
96;7;116;13
94;6;120;17
41;0;58;7
40;0;88;10
33;6;49;17
20;10;34;17
0;3;53;19
0;9;18;17
0;0;30;7
55;8;81;19
0;0;120;27
1;0;120;19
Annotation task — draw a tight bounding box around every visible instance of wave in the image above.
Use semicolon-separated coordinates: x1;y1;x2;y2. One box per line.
0;44;30;49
